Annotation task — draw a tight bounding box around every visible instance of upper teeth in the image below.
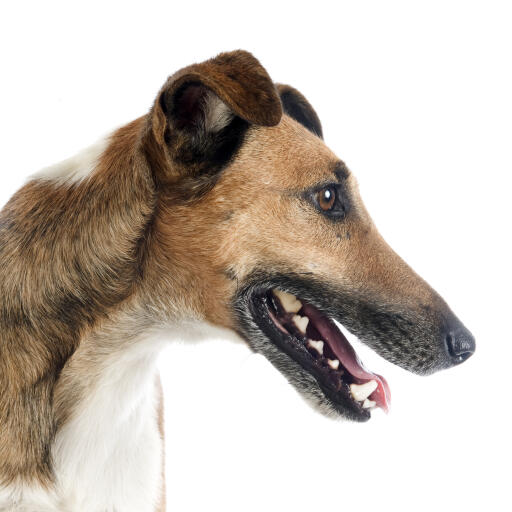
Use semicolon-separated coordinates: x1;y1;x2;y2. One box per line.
273;289;302;313
292;315;309;334
350;380;378;402
307;339;324;355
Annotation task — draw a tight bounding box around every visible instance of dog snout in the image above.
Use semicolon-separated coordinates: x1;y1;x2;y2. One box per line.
443;321;475;365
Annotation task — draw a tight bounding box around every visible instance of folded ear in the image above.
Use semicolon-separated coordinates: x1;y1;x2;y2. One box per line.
151;50;282;179
276;84;323;139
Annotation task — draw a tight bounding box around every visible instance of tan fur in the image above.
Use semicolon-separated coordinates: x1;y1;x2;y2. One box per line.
0;50;450;508
141;115;442;332
0;118;155;486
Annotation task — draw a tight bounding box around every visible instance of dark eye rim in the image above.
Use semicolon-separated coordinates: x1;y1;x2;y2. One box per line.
307;183;348;220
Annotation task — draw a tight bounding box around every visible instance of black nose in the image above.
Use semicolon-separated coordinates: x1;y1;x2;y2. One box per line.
445;325;475;364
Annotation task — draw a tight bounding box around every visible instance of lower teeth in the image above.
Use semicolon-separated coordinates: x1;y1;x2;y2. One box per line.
307;339;324;355
292;314;309;334
350;380;378;402
362;399;376;409
271;290;378;410
327;358;340;370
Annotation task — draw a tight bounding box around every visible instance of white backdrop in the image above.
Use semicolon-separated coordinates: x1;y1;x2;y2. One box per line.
1;2;510;511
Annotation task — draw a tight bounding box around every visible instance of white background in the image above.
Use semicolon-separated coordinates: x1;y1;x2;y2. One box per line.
1;2;510;511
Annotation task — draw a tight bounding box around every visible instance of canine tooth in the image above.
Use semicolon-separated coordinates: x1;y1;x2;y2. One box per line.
362;399;376;409
350;380;378;402
292;315;309;334
327;359;340;370
307;339;324;355
273;289;302;313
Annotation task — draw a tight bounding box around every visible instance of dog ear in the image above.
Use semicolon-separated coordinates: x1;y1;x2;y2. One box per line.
151;50;282;179
276;84;323;139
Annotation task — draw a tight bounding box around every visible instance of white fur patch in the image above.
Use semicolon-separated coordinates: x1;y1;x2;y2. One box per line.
52;336;165;512
0;483;59;511
30;136;110;184
0;334;165;511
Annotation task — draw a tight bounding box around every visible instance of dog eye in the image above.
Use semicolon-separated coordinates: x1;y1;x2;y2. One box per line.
307;183;347;220
317;186;337;211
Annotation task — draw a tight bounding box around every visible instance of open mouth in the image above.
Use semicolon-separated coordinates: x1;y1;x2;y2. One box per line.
248;288;391;421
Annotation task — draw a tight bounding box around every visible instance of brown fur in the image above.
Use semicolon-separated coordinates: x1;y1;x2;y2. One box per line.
0;50;464;508
148;50;282;187
0;49;283;494
0;118;154;486
140;115;443;331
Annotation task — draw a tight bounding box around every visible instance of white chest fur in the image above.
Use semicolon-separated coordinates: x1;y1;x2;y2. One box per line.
0;334;165;512
54;355;163;511
0;319;241;511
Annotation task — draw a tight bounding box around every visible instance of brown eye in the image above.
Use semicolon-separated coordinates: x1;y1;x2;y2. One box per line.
317;186;336;211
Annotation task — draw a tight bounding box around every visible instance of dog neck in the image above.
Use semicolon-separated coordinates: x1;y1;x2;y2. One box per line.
1;302;167;511
0;113;235;509
0;118;162;502
52;304;166;511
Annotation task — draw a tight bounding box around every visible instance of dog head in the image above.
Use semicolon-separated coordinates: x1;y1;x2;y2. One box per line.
142;50;475;421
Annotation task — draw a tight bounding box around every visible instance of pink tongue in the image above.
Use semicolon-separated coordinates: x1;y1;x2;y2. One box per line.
302;303;391;412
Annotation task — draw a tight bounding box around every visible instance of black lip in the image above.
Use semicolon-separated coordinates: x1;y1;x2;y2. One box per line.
245;289;371;421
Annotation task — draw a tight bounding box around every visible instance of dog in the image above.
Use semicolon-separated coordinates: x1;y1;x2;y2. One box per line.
0;50;475;511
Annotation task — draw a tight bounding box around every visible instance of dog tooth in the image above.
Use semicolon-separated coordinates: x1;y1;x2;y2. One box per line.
273;289;302;313
327;359;340;370
292;315;309;334
350;380;378;402
362;399;376;409
307;339;324;355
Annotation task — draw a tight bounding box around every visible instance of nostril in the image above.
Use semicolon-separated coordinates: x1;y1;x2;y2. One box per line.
445;329;475;364
445;333;457;357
